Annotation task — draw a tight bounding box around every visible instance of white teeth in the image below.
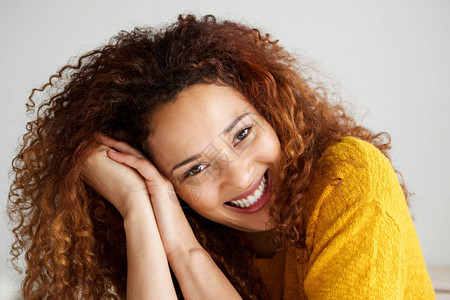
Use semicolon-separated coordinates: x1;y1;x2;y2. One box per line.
228;173;267;208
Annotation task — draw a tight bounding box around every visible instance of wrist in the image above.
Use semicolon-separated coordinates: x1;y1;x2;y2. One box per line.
166;239;205;264
120;192;152;220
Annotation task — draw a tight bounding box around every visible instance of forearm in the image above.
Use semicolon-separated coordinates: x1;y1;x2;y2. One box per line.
169;245;242;300
124;204;177;300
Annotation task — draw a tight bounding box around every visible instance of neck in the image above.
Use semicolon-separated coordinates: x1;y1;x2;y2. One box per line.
242;230;276;258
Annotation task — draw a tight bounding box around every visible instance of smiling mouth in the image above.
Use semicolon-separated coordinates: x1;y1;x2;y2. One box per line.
224;170;269;211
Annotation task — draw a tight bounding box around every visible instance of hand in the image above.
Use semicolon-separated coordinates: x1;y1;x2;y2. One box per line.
81;135;151;219
102;137;201;261
82;136;182;299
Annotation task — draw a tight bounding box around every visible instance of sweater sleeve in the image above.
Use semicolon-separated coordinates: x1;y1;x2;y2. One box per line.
303;137;408;299
304;201;405;299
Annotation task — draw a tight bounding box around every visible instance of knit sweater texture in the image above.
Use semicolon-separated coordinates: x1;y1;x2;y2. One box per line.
253;136;435;299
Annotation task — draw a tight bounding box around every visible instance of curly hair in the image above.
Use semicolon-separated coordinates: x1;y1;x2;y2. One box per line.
8;14;412;299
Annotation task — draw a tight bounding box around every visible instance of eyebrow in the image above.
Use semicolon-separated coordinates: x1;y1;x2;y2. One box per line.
170;112;250;175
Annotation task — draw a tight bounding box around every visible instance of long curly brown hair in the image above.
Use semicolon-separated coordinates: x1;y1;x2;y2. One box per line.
8;14;412;299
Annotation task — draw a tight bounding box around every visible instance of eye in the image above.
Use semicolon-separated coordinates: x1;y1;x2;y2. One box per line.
181;124;254;180
183;163;208;179
233;125;253;146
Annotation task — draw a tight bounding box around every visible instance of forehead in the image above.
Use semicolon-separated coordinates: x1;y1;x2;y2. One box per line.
147;83;254;175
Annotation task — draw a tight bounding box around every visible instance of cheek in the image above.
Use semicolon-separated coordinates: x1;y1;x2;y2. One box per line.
178;182;219;212
269;133;281;154
176;183;201;203
257;126;281;157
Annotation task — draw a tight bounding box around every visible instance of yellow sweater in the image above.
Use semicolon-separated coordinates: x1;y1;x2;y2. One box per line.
253;136;435;299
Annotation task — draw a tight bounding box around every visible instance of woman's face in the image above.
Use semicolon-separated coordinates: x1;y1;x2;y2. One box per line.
147;83;282;233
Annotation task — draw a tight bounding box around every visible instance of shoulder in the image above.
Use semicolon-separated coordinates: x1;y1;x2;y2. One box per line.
297;137;432;299
304;136;406;239
317;136;394;180
310;136;403;207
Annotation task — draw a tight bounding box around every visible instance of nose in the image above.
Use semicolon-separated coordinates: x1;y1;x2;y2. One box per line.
216;149;255;192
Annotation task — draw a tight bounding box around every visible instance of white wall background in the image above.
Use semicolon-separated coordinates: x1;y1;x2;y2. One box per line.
1;0;449;298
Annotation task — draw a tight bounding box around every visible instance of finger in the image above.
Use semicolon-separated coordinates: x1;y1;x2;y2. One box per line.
107;150;167;189
90;144;111;157
97;134;145;158
109;152;189;219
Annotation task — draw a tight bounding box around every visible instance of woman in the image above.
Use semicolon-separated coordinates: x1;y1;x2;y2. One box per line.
8;14;435;299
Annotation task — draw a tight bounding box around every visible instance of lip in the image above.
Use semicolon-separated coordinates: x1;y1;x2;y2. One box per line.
229;172;265;202
223;170;271;214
